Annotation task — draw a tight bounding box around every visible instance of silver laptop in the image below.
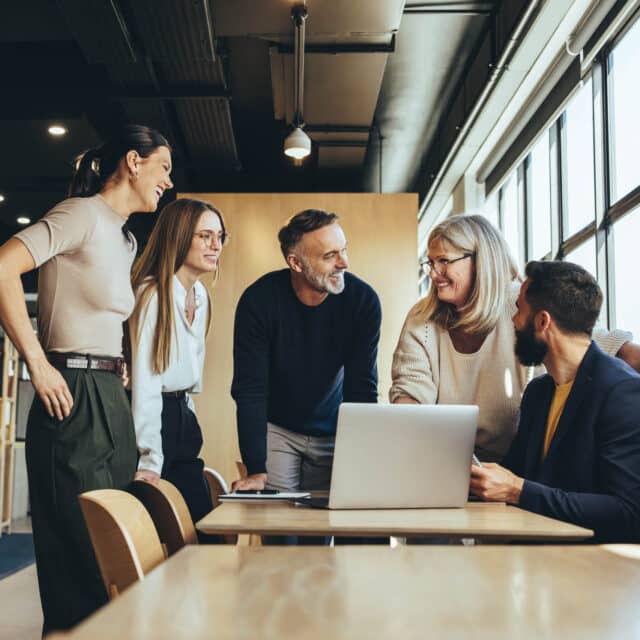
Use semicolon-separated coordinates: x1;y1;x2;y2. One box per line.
325;403;478;509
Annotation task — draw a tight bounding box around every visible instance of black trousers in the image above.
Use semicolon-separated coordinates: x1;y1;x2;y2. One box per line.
26;369;137;633
160;395;213;530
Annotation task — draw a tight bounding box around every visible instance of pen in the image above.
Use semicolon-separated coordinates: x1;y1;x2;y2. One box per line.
472;453;483;467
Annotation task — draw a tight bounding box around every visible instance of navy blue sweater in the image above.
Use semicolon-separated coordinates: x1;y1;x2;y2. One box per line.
231;269;381;475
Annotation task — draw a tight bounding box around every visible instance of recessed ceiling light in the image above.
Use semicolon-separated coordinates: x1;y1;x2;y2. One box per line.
48;125;67;136
16;216;31;225
0;194;5;203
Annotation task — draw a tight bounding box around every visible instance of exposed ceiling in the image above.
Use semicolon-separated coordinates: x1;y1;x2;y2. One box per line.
362;4;493;192
0;0;503;266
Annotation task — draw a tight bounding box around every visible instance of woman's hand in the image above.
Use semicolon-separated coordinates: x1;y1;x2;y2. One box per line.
28;357;73;421
392;394;419;404
120;361;130;388
134;469;161;485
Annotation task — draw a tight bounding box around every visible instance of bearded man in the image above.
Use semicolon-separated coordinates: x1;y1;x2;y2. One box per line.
470;260;640;543
231;209;381;508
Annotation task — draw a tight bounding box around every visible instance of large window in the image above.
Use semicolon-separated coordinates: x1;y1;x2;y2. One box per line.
529;133;552;259
565;237;596;279
564;79;596;238
482;191;499;229
607;17;640;203
500;174;521;267
613;208;640;339
494;10;640;335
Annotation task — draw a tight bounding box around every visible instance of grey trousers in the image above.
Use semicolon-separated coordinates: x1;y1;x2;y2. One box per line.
265;423;334;492
264;423;334;545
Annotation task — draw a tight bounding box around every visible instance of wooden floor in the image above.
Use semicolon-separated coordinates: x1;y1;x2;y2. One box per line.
0;564;42;640
0;517;42;640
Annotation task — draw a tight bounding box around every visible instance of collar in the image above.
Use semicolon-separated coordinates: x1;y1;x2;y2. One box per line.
173;275;203;309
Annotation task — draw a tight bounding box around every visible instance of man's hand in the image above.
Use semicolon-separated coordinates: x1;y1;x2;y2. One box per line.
28;357;73;421
469;463;524;504
134;469;161;485
231;473;267;491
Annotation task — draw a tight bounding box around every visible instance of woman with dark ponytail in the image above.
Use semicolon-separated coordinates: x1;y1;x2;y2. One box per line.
0;124;173;633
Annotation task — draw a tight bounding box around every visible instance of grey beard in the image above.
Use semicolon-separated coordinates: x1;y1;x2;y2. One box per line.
302;265;345;295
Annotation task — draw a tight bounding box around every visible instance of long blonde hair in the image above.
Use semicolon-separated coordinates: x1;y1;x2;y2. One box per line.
418;214;520;334
128;198;227;374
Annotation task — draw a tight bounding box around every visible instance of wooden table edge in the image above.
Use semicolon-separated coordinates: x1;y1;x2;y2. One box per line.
196;523;594;540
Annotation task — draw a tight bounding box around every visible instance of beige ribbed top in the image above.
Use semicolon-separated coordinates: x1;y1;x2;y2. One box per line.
389;283;631;461
15;195;137;357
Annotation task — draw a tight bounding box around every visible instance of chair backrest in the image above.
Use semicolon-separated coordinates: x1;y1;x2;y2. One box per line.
79;489;165;599
129;479;198;556
203;466;229;507
203;466;238;545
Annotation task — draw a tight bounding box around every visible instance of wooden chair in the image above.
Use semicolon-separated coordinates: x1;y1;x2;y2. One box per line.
203;466;237;544
79;489;165;600
203;466;229;507
129;479;198;557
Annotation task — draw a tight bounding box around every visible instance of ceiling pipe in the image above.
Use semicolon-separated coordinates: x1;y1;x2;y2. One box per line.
284;4;311;160
277;36;396;54
418;0;541;221
292;4;307;128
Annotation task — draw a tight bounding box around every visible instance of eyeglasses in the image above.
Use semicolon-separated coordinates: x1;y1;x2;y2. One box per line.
193;230;230;247
420;253;473;276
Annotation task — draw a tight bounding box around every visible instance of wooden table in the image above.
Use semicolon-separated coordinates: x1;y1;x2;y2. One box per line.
196;501;593;542
67;545;640;639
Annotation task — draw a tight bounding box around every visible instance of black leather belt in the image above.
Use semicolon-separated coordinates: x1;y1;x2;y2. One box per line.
162;390;188;400
47;352;125;377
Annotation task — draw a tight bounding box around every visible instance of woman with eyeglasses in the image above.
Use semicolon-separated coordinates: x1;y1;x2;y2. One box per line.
128;198;229;528
390;214;635;462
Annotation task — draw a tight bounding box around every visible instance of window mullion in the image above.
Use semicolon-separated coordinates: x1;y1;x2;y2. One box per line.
592;60;612;327
517;162;527;268
549;119;563;259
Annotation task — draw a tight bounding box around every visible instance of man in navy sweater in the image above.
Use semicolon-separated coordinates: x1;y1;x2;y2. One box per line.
471;261;640;543
231;209;381;498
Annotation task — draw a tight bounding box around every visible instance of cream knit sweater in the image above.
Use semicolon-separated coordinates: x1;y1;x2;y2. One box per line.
389;283;631;461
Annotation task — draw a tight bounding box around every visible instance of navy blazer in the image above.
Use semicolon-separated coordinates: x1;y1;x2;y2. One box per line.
502;341;640;543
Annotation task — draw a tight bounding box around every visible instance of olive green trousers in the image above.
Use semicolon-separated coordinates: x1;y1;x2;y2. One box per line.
26;368;136;633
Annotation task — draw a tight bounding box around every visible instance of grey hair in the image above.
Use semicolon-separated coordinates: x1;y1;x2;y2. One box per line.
418;214;520;334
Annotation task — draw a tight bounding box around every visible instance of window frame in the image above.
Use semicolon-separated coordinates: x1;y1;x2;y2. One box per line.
493;9;640;332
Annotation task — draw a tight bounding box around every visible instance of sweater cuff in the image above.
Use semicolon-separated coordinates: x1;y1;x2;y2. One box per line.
244;460;267;476
518;479;542;513
593;328;632;355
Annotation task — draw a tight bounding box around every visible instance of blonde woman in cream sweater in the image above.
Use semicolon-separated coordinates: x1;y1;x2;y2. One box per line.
390;214;637;462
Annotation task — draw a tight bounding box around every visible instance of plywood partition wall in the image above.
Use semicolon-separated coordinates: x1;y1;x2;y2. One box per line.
180;193;418;485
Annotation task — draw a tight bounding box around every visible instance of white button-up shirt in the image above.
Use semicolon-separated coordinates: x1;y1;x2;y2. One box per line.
131;276;208;473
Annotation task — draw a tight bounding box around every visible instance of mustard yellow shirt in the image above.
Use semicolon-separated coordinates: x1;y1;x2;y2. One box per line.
543;379;575;459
